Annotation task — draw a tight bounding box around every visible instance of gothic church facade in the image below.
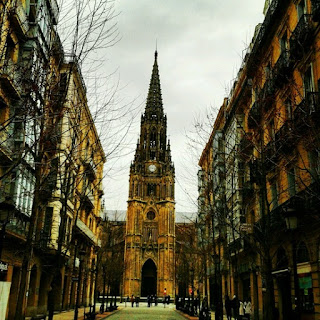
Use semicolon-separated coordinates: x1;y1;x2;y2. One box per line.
123;51;175;297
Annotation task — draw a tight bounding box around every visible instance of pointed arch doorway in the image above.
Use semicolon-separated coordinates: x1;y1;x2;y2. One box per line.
141;259;157;297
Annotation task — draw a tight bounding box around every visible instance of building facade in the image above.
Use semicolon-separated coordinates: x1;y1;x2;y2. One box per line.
198;0;320;319
123;51;175;298
0;1;105;318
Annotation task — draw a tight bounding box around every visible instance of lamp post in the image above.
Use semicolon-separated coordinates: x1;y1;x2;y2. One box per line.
190;266;194;316
74;249;86;320
101;266;106;313
284;207;301;320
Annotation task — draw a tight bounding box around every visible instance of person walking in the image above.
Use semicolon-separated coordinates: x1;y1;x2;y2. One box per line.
245;298;252;320
225;295;232;320
130;294;134;307
239;300;244;320
232;295;239;320
47;286;54;320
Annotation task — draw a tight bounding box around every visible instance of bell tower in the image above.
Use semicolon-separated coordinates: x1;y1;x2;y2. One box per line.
123;51;175;298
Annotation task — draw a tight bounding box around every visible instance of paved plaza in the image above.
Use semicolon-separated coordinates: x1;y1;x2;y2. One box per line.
107;303;185;320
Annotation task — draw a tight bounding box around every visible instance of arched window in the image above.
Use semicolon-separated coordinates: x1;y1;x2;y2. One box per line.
150;128;157;148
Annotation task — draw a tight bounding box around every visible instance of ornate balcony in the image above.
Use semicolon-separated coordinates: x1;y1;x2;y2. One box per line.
238;133;253;160
10;2;29;37
83;158;96;181
81;185;95;209
259;77;276;110
264;141;278;171
290;14;314;61
273;50;292;88
275;120;295;154
0;59;22;99
294;92;320;132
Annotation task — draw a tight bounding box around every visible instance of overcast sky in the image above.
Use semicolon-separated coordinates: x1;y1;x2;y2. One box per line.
61;0;267;216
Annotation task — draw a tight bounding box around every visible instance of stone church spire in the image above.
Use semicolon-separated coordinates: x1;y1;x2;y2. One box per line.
131;51;174;171
145;50;164;119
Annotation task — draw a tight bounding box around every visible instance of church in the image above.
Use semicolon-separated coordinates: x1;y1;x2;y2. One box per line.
123;51;176;298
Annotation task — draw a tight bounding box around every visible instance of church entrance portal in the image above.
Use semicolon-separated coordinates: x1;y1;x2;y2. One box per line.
141;259;157;297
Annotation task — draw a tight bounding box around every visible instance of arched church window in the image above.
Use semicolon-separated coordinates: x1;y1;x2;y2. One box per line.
147;211;155;220
150;150;156;160
150;128;157;148
147;184;155;196
143;132;147;149
160;130;165;150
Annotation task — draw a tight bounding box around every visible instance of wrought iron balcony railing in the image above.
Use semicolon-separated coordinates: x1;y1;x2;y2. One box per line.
0;59;22;99
289;14;314;61
273;50;292;88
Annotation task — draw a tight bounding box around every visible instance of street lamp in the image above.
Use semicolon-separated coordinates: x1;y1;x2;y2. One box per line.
190;266;195;316
284;207;301;320
74;248;86;320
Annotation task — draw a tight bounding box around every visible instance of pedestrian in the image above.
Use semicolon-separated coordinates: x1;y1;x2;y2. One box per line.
147;295;151;307
232;294;239;320
239;300;244;320
47;286;54;320
155;294;158;306
245;298;252;320
225;295;232;320
135;296;139;307
130;294;134;307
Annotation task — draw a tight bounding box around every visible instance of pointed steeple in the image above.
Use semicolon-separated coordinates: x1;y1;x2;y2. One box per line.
145;51;164;119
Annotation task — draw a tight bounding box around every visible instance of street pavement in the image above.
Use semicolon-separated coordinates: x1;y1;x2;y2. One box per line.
47;302;229;320
107;303;185;319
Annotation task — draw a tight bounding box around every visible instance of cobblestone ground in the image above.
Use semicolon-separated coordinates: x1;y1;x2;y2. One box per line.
108;304;186;320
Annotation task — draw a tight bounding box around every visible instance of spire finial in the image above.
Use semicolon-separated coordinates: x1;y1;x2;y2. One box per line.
155;39;158;59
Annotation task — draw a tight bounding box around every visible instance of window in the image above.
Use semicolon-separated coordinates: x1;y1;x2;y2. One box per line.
14;166;35;216
308;150;320;181
287;167;296;197
304;66;314;96
267;119;275;142
147;211;155;220
280;33;288;53
147;184;155;196
285;98;293;120
270;181;278;209
43;207;53;237
297;0;306;20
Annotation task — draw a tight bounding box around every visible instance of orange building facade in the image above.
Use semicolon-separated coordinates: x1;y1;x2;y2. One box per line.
198;1;320;319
